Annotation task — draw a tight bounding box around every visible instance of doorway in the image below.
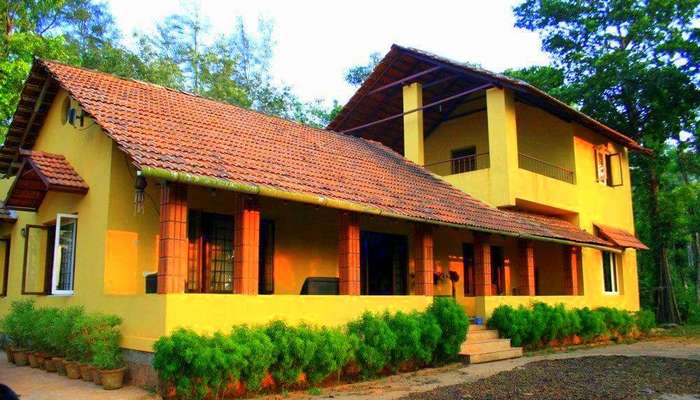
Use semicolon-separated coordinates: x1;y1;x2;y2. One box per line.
360;231;408;295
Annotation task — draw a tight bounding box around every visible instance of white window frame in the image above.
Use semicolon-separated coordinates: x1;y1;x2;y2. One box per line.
602;251;619;295
50;213;78;295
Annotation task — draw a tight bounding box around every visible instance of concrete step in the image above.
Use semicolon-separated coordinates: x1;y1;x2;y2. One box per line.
468;324;486;332
460;338;512;354
462;347;523;364
467;329;499;342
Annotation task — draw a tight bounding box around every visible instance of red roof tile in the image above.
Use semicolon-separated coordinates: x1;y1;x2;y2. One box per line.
507;211;613;247
595;224;648;250
6;60;615;248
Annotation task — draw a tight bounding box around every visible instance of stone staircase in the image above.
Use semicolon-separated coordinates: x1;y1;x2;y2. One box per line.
459;324;523;364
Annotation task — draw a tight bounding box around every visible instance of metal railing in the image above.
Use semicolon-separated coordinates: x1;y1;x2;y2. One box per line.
424;153;490;176
518;153;576;184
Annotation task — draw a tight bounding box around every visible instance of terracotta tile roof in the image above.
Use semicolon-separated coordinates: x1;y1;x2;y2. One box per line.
595;224;648;250
5;150;87;211
23;150;89;192
7;59;615;248
507;211;613;247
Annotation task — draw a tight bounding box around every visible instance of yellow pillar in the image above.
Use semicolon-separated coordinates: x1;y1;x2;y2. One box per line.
486;87;518;207
402;82;425;165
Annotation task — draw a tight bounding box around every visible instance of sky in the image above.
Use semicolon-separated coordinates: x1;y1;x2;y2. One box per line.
105;0;550;105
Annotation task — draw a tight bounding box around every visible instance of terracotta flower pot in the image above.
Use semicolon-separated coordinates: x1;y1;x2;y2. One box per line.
5;347;14;364
92;367;102;385
79;363;94;382
64;360;82;379
54;357;66;375
12;349;28;366
28;352;39;368
100;367;127;390
35;353;46;369
44;357;57;372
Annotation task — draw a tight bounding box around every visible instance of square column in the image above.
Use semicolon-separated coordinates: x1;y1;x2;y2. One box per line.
233;196;260;294
338;212;360;295
402;82;425;165
518;240;536;295
413;224;434;296
158;182;188;294
474;234;492;296
502;257;511;295
486;87;518;207
564;246;580;295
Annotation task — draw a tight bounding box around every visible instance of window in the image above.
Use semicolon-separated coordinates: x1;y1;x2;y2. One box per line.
462;243;474;296
187;211;234;293
0;238;10;297
451;146;477;174
595;147;623;187
21;214;78;295
602;252;618;294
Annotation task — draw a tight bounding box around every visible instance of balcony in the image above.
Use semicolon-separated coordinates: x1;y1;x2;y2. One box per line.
425;152;490;177
518;153;576;184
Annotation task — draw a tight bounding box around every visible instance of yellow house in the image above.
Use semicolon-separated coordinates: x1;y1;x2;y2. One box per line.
0;46;646;378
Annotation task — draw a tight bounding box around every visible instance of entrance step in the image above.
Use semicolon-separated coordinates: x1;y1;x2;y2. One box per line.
460;324;523;364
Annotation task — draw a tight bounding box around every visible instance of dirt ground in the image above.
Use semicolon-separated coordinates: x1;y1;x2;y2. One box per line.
265;336;700;400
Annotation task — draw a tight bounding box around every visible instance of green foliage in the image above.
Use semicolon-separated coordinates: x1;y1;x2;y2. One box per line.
416;312;442;364
635;309;656;334
32;307;61;353
489;303;654;348
305;327;352;384
347;312;397;376
0;299;36;349
46;306;84;357
153;328;214;400
230;325;274;391
70;313;122;363
264;320;316;387
344;52;382;87
384;311;422;369
427;298;469;362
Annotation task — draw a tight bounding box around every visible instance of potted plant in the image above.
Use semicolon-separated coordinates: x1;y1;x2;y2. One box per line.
48;306;84;376
91;315;125;390
34;308;60;371
1;300;35;367
64;314;90;379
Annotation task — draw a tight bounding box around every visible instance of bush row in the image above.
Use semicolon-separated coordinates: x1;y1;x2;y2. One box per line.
152;297;468;399
488;303;655;348
1;300;124;370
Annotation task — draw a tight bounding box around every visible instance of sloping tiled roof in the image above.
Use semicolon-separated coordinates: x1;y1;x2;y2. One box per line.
595;224;648;250
2;59;618;248
23;150;89;191
328;44;649;155
5;150;88;211
508;211;613;247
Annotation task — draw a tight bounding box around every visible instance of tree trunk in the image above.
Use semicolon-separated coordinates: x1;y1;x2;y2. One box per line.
649;169;681;323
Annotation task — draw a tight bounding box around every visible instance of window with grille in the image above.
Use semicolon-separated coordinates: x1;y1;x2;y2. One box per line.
602;252;618;294
187;211;234;293
451;146;477;174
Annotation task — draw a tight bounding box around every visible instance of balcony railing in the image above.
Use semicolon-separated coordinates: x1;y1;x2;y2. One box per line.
425;153;490;176
518;153;576;184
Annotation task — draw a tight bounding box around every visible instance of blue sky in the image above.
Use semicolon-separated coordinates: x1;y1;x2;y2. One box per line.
105;0;549;105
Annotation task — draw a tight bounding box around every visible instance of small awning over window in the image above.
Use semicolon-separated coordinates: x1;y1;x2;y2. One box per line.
595;224;648;250
5;151;88;211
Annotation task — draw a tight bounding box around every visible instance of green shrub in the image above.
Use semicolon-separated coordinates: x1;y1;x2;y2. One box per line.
347;312;397;376
416;312;441;365
70;313;122;363
230;325;274;391
305;327;352;384
488;305;531;347
34;307;61;354
91;313;123;370
47;306;84;357
0;300;36;349
264;320;316;387
153;328;213;400
577;307;607;340
635;309;656;334
597;307;634;335
427;298;468;362
384;311;422;369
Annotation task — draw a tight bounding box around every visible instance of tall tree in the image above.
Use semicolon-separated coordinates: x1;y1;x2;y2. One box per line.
513;0;700;322
344;52;381;86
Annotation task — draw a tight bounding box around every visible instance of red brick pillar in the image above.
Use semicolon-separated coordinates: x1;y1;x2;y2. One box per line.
413;225;434;296
338;212;360;295
233;196;260;294
474;234;492;296
519;240;536;295
564;246;579;295
502;257;511;295
158;182;188;294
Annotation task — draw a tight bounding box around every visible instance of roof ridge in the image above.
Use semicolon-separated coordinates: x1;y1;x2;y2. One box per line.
38;58;367;146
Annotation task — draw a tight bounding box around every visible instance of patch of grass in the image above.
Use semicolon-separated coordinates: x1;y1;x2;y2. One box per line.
307;387;322;396
662;324;700;338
